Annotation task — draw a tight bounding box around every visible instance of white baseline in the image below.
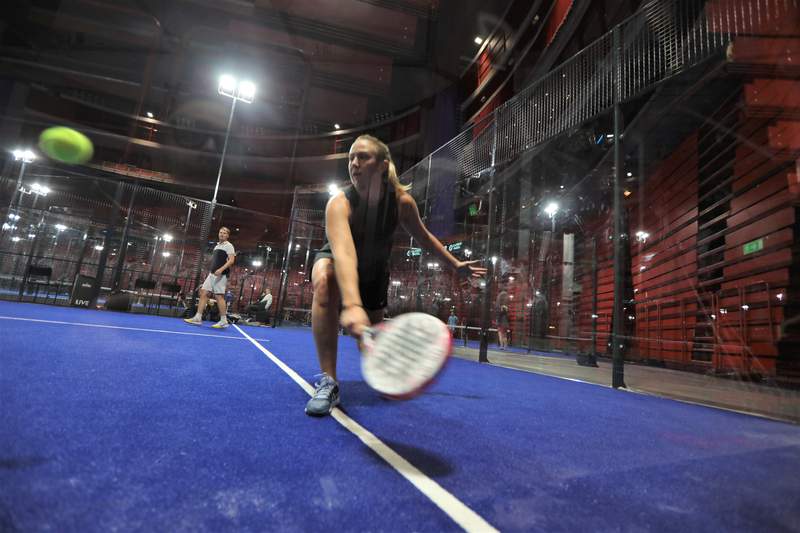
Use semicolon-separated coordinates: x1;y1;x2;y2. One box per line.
0;315;271;342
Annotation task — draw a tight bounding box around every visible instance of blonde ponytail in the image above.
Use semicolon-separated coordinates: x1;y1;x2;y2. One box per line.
354;134;411;195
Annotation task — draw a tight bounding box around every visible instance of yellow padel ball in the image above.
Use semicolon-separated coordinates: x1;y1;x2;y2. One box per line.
38;126;94;164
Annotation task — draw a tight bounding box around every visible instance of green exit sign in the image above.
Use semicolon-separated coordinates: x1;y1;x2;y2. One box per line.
743;238;764;255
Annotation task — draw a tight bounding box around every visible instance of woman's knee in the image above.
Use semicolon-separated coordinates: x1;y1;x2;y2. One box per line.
312;262;339;306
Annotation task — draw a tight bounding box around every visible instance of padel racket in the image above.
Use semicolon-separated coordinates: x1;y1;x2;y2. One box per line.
361;312;452;400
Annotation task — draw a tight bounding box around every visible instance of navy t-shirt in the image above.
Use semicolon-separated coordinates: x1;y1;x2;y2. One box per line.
210;241;235;277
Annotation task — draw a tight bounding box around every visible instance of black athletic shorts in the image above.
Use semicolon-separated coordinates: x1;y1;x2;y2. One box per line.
314;246;390;311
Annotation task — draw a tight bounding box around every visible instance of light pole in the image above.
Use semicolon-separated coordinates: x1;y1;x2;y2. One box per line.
19;182;51;211
51;223;67;260
261;245;272;292
176;200;196;281
160;233;173;277
212;75;256;205
7;149;36;216
544;201;559;233
540;201;560;352
149;233;172;277
250;259;263;305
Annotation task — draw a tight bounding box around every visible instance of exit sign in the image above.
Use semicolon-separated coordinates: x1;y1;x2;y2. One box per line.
743;238;764;255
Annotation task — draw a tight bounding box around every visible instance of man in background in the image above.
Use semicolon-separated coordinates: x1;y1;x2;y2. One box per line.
184;227;236;329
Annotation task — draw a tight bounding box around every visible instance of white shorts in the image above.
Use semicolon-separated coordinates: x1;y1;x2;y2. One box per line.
201;273;228;295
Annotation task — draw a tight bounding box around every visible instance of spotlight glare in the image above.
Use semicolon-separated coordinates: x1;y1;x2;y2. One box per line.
219;74;237;94
238;80;256;102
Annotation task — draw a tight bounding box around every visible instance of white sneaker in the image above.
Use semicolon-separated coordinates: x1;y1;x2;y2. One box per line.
212;320;230;329
184;316;202;326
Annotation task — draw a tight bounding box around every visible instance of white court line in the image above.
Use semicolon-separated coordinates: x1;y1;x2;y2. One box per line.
232;324;499;533
0;315;271;342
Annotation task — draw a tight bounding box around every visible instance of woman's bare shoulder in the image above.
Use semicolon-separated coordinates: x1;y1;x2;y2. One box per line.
326;191;351;216
395;189;417;209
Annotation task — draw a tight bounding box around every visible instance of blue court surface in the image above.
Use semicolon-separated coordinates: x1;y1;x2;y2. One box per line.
1;300;798;532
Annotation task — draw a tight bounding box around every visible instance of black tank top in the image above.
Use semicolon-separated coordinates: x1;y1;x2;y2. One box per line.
347;184;398;281
320;184;398;282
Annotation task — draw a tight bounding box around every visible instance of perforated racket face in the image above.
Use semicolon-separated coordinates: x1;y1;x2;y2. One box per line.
361;313;452;399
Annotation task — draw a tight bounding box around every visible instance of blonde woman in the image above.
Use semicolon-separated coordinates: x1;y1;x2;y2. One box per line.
305;135;486;416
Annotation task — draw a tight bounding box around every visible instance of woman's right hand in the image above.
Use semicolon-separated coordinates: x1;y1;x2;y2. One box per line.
340;305;371;344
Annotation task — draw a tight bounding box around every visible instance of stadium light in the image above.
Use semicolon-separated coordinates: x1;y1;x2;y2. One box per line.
7;149;36;215
544;202;559;218
29;183;51;196
218;75;237;96
218;75;256;104
13;149;35;163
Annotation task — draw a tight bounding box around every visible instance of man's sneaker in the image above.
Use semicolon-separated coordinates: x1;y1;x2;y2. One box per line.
305;374;340;416
184;316;202;326
212;320;230;329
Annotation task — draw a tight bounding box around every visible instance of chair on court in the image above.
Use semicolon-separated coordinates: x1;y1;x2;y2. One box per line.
159;282;182;317
134;278;157;314
21;265;53;303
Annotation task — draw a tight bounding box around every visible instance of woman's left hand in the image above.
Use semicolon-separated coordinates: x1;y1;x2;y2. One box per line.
455;260;487;279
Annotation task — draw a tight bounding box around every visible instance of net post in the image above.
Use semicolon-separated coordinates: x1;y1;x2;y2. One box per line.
611;26;627;388
275;186;299;327
478;116;499;364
